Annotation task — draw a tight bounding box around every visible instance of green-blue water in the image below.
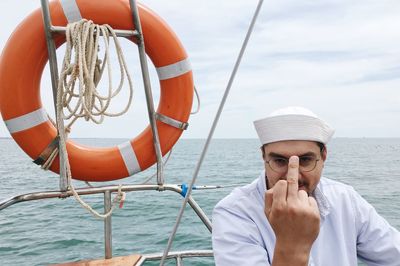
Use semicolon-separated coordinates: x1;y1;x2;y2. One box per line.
1;138;399;265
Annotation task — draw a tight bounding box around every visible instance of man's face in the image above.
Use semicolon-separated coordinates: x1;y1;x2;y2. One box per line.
263;140;326;195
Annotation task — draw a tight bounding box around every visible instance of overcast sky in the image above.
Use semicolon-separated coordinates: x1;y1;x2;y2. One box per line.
1;0;399;139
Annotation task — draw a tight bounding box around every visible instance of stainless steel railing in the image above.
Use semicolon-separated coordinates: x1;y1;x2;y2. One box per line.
0;183;214;265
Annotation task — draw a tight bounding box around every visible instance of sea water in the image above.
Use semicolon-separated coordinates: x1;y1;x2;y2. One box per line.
0;138;399;266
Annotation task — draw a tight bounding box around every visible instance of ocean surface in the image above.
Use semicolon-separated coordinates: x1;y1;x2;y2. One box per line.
0;138;399;266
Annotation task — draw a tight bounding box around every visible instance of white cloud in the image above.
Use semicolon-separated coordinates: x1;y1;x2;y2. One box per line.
0;0;399;139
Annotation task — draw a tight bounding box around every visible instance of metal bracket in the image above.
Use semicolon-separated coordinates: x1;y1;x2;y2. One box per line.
33;136;60;166
155;113;189;130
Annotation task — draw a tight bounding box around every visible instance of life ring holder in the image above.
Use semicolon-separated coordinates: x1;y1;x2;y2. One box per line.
0;0;194;182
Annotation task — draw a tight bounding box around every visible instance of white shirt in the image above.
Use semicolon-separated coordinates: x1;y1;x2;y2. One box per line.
212;172;400;266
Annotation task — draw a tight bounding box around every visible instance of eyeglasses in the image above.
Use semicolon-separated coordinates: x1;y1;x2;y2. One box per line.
265;156;320;173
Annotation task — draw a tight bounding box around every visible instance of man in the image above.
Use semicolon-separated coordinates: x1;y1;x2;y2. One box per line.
212;106;400;266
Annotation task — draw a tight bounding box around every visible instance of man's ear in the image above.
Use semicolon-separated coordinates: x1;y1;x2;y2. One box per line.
322;146;327;162
261;145;266;160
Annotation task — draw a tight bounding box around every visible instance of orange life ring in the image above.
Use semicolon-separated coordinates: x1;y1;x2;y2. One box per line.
0;0;193;181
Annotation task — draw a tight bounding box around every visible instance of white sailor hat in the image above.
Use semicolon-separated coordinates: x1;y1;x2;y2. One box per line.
253;106;335;145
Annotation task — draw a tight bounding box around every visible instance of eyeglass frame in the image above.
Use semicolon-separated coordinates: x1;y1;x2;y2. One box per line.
261;142;326;174
265;155;321;173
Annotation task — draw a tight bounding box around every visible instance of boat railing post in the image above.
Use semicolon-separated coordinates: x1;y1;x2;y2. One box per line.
128;0;165;186
40;0;69;192
176;255;183;266
104;190;112;259
186;196;212;232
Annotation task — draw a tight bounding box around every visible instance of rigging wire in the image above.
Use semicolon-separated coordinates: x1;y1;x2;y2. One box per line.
159;0;265;265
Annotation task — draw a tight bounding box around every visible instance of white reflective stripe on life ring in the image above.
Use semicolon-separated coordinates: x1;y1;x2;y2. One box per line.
156;58;191;80
5;108;48;134
60;0;82;23
118;141;141;176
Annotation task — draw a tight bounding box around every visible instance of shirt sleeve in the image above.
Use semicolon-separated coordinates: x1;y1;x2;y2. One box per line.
212;202;271;266
352;189;400;265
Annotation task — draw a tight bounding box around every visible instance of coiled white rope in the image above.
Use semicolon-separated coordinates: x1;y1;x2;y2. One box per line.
61;19;133;127
54;19;133;219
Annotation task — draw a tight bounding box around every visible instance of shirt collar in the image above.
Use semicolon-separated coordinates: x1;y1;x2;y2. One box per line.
312;181;331;218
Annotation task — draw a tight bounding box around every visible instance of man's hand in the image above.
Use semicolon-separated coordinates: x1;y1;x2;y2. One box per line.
265;156;320;265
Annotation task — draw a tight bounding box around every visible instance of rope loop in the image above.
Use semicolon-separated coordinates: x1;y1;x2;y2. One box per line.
59;19;134;128
54;19;133;219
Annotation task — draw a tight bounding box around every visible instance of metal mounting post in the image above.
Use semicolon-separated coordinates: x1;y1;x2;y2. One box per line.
40;0;68;192
128;0;165;186
104;190;112;259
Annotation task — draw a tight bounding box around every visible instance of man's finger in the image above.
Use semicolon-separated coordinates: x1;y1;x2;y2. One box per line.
308;196;320;216
264;189;273;218
272;180;287;209
287;156;299;201
298;190;308;203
